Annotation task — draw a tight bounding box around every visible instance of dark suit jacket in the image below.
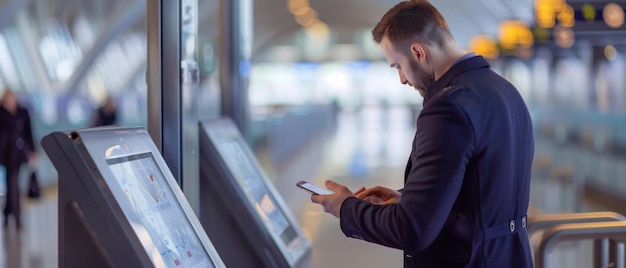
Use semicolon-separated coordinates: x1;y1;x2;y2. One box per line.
339;56;534;268
0;105;35;168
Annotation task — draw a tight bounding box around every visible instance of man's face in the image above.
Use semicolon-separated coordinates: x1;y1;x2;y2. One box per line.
1;91;17;112
380;36;434;97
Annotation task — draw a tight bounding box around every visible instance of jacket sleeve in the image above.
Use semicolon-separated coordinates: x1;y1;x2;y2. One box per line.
22;107;36;154
0;115;6;165
339;96;475;252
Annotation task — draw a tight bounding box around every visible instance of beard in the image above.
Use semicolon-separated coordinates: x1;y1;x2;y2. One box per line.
407;57;435;97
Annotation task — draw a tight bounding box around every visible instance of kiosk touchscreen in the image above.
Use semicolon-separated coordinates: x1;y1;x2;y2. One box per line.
42;127;225;268
199;118;311;268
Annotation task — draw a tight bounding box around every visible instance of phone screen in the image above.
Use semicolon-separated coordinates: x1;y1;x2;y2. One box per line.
297;181;335;195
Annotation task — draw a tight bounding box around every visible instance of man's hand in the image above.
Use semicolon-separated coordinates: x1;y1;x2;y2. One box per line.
353;186;401;205
28;152;37;168
310;180;354;218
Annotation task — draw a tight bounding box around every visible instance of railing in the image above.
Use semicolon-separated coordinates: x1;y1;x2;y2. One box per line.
528;211;626;237
534;222;626;268
530;212;626;268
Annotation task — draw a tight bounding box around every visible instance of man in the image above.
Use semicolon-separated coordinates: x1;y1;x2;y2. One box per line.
89;96;117;127
310;1;534;267
0;88;37;230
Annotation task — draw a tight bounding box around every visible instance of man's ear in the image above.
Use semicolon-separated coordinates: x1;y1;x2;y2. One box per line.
410;43;426;62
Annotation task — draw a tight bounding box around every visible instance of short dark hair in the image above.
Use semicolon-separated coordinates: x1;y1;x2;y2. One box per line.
372;1;452;48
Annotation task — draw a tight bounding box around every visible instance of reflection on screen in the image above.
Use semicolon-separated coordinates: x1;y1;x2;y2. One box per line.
218;141;298;245
107;153;213;268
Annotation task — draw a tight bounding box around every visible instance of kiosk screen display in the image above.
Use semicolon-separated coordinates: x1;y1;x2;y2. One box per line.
218;140;298;245
107;152;213;268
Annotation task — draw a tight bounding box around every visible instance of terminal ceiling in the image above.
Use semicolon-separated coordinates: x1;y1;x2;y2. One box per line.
253;0;534;61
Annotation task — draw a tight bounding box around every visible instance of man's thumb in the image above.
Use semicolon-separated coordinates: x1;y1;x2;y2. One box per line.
325;180;339;190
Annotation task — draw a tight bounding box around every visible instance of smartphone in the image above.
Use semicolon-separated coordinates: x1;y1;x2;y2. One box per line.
296;180;335;195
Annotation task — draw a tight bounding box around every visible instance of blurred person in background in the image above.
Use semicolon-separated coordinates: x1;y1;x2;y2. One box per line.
0;88;36;230
310;1;534;267
89;95;117;127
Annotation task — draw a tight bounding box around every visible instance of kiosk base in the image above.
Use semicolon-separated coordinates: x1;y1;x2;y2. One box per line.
60;196;109;268
200;165;270;267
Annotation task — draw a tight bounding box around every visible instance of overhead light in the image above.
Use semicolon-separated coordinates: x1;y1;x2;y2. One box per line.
553;25;574;48
604;45;617;61
535;0;556;28
468;35;499;59
557;4;575;27
535;0;573;28
498;20;534;50
582;3;597;23
603;3;625;28
295;9;317;26
291;6;311;16
305;20;330;44
288;0;309;13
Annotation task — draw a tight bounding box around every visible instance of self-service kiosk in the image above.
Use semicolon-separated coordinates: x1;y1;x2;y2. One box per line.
199;118;312;268
42;127;225;268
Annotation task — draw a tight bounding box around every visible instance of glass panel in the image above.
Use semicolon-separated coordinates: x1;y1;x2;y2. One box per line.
181;0;200;211
197;0;220;119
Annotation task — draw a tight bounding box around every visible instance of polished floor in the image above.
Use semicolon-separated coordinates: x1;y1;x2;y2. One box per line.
0;105;611;267
0;186;57;268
